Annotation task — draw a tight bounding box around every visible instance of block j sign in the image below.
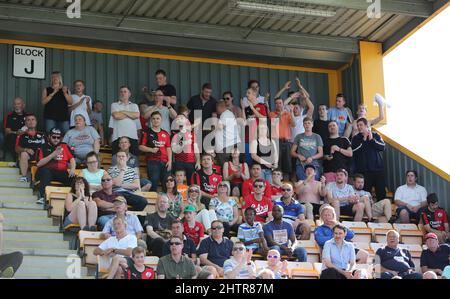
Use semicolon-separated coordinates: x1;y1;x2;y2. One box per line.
13;45;46;79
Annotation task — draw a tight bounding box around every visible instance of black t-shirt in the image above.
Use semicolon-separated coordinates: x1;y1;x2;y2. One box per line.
323;136;351;173
16;131;46;152
44;87;69;121
156;84;177;97
5;111;27;132
420;245;450;271
144;212;175;236
313;119;330;142
187;95;217;126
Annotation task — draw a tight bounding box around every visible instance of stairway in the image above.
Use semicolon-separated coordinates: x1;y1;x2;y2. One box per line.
0;165;93;279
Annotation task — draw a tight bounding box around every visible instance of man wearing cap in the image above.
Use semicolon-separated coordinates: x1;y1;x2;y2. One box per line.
161;220;197;264
35;127;76;204
182;205;205;247
420;232;450;276
295;164;327;220
376;230;422;279
101;196;146;250
420;193;449;244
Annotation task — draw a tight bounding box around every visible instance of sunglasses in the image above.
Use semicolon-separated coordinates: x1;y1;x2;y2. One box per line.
253;185;265;188
282;188;292;192
51;135;61;139
267;255;279;259
101;178;112;182
211;226;223;230
86;160;98;164
169;242;182;246
224;97;231;100
233;247;245;251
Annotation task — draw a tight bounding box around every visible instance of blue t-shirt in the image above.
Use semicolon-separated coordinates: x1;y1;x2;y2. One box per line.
197;236;234;267
328;107;351;136
237;222;264;251
274;198;305;223
263;221;294;247
376;246;415;274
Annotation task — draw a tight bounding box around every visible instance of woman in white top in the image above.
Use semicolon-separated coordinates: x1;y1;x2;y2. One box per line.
69;80;92;127
79;152;105;193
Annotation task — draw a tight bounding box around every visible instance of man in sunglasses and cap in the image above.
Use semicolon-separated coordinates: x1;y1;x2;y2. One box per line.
35;127;76;204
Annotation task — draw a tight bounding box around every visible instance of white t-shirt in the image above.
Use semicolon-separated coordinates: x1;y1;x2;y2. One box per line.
98;234;137;257
327;182;356;207
109;101;140;142
215;110;241;151
70;94;92;127
394;184;427;207
287;107;305;142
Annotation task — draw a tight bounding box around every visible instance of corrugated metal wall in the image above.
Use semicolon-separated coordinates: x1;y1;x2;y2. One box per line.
384;143;450;212
0;43;330;131
341;55;361;115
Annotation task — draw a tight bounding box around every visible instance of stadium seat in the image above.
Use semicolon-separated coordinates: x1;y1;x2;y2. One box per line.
45;186;71;218
393;223;423;245
313;262;323;275
342;221;372;243
287;261;319;279
78;231;103;266
144;256;159;270
367;222;393;243
137;191;157;214
296;240;321;262
96;255;111;278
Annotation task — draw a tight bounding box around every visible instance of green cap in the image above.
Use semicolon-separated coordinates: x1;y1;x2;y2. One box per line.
183;205;196;213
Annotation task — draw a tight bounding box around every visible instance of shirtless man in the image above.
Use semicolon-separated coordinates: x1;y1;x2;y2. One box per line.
294;164;327;220
350;94;385;138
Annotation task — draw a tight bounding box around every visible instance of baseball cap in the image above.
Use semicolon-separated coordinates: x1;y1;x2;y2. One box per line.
113;196;127;205
424;233;438;241
184;205;196;213
49;127;62;136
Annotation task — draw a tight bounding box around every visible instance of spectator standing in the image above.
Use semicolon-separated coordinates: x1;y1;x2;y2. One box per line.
243;178;273;224
214;100;241;167
109;86;140;155
250;123;278;184
143;89;177;134
352;117;386;201
69;80;92;128
313;104;330;142
187;83;217;130
143;69;177;106
327;93;353;138
322;121;352;183
222;91;243;119
41;71;73;133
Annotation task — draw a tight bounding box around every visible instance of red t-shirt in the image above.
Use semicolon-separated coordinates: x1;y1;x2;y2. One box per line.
421;208;449;231
271;185;283;197
171;132;196;163
226;162;246;185
140;128;171;162
36;142;74;172
126;265;155;279
243;195;273;223
183;221;205;246
242;178;272;198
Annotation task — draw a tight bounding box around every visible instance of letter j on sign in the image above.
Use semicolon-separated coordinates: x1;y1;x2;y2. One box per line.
13;45;46;79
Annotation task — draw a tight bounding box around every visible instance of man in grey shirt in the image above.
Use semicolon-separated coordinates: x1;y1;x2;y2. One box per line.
291;116;323;181
143;89;177;134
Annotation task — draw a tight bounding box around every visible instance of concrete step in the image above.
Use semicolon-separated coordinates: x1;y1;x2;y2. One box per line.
4;247;77;257
0;187;33;195
0;167;20;174
15;264;88;277
22;255;79;267
0;208;48;217
4;224;60;233
1;202;44;210
4;239;69;250
0;196;39;204
0;174;21;180
1;217;53;226
0;181;31;188
4;231;63;242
